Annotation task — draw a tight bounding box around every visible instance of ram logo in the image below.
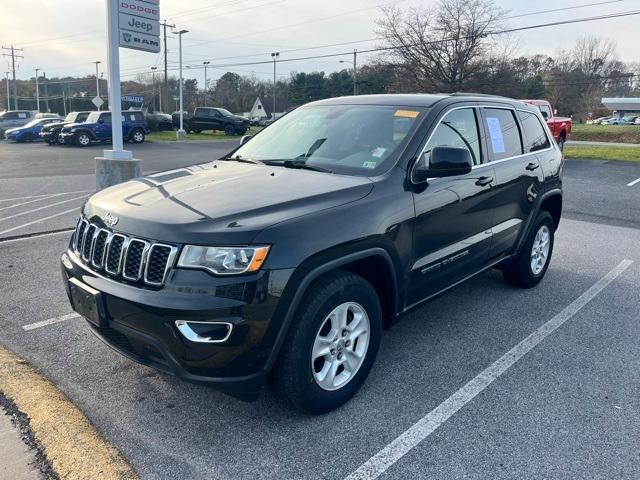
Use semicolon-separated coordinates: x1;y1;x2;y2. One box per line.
122;33;132;43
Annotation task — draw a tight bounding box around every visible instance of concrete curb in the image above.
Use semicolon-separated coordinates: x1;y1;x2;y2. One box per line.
0;347;137;480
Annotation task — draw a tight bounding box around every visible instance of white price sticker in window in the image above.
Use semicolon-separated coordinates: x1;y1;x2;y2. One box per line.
486;117;505;154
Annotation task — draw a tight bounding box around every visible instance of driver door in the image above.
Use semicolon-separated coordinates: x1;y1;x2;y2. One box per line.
408;107;496;305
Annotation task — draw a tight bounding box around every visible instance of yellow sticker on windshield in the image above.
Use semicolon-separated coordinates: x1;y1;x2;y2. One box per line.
394;109;420;118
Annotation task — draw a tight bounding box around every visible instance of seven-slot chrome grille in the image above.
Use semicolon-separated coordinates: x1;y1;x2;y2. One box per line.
72;217;178;287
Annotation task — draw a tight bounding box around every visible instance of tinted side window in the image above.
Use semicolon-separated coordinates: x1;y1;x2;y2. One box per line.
425;108;481;165
518;111;550;152
483;108;522;161
4;112;18;120
195;108;207;117
538;104;552;119
101;113;112;123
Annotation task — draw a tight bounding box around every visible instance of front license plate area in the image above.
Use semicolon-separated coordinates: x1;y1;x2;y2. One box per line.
69;277;108;327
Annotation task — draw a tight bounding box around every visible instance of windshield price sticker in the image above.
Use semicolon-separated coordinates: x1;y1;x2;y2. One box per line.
394;110;420;119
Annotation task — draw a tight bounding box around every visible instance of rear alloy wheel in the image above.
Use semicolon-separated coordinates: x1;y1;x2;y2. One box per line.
131;129;145;144
557;136;565;152
270;271;381;414
502;211;555;288
224;125;235;136
76;132;91;147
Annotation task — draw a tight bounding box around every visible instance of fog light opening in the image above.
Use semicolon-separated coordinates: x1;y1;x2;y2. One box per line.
174;320;233;344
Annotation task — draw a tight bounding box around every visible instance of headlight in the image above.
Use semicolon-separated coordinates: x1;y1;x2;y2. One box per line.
177;245;270;275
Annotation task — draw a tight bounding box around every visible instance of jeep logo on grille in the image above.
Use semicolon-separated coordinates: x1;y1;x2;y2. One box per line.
103;212;119;227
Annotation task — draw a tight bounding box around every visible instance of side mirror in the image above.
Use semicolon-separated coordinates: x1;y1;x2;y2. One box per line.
240;135;252;146
413;146;473;183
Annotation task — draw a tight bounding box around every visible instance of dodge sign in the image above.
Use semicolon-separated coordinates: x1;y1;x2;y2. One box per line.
118;0;160;53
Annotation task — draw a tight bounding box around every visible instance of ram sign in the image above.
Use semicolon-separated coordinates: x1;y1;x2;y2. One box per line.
118;0;160;53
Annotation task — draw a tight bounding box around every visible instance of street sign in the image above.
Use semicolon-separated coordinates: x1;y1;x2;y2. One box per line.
121;95;144;103
118;0;160;53
92;96;104;108
172;95;179;101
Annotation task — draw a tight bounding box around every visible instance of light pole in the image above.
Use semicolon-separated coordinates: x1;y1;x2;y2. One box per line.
203;61;210;106
93;61;101;110
173;29;189;138
151;66;157;111
5;72;9;110
43;72;49;112
34;68;40;112
271;52;279;120
339;50;358;95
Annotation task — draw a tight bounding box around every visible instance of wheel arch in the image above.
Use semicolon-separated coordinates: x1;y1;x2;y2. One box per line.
539;191;562;230
264;246;400;372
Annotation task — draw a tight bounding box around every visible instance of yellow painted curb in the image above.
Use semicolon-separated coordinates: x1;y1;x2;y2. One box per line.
0;346;137;480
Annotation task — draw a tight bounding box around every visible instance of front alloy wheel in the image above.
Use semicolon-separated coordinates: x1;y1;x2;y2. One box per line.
270;271;382;414
312;302;370;391
76;133;91;147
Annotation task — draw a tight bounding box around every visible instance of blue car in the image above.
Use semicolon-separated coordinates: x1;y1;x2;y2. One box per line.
58;110;149;147
4;118;60;142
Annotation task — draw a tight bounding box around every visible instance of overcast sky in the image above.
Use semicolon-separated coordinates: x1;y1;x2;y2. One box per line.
1;0;639;88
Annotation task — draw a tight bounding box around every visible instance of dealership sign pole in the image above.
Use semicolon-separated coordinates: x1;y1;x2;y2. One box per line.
97;0;160;190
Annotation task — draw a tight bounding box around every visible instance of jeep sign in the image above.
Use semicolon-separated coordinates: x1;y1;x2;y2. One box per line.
118;0;160;53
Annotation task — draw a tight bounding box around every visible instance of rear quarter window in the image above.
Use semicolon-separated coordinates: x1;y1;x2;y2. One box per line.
518;111;551;152
483;108;523;161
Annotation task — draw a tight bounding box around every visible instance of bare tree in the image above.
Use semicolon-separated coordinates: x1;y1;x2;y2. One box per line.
375;0;506;92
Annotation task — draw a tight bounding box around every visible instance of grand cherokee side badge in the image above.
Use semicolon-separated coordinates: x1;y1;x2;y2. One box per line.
103;212;119;227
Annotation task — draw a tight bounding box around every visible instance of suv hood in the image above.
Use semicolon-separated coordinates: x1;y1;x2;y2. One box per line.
42;120;69;130
84;161;374;244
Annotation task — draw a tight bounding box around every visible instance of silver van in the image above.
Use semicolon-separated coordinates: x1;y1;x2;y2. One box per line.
0;110;37;135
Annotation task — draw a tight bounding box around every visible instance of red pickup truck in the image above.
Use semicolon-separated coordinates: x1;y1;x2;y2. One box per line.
522;100;572;151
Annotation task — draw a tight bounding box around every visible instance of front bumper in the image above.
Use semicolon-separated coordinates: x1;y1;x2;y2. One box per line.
40;130;56;142
58;132;75;144
61;248;293;401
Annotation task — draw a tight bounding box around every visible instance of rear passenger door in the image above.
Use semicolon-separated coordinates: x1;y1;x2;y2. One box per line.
408;106;496;305
480;107;545;260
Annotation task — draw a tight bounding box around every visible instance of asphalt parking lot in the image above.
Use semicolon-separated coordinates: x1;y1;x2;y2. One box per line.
1;141;639;479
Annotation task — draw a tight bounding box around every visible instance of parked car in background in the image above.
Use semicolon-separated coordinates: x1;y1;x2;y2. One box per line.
172;107;250;135
144;111;173;131
635;117;640;125
604;116;637;125
586;116;609;124
35;112;61;120
0;110;38;135
522;100;572;151
58;110;149;146
4;117;60;142
40;111;91;145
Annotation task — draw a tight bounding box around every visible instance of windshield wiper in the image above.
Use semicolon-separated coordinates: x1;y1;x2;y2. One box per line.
221;154;263;165
263;159;333;173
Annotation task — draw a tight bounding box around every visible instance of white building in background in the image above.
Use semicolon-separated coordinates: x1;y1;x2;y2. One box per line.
248;97;268;121
246;96;290;121
601;97;640;117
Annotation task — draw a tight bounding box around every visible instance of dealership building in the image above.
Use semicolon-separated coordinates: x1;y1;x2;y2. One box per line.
601;97;640;117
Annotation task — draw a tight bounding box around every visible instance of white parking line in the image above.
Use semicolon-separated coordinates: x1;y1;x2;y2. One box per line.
22;313;81;331
0;207;79;236
0;195;87;223
0;190;92;203
627;177;640;187
344;259;633;480
0;191;91;212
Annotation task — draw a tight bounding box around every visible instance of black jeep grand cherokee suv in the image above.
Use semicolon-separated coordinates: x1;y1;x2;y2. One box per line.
61;94;563;414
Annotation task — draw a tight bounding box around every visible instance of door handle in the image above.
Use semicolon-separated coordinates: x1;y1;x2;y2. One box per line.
475;176;493;187
526;162;540;171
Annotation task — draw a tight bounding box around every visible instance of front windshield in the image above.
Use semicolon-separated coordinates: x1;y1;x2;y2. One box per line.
232;104;427;176
64;113;77;122
217;108;234;117
86;112;101;123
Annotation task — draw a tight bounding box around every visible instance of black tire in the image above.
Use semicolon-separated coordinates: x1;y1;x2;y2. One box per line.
130;128;145;144
75;132;91;147
224;125;235;136
269;271;382;414
502;211;555;288
557;135;565;152
192;128;202;134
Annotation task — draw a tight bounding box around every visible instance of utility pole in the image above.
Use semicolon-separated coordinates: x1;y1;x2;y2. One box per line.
93;61;101;110
4;72;9;110
353;49;358;96
271;52;279;120
203;61;210;106
34;68;40;112
43;72;49;112
2;45;24;110
161;20;175;113
151;66;157;111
